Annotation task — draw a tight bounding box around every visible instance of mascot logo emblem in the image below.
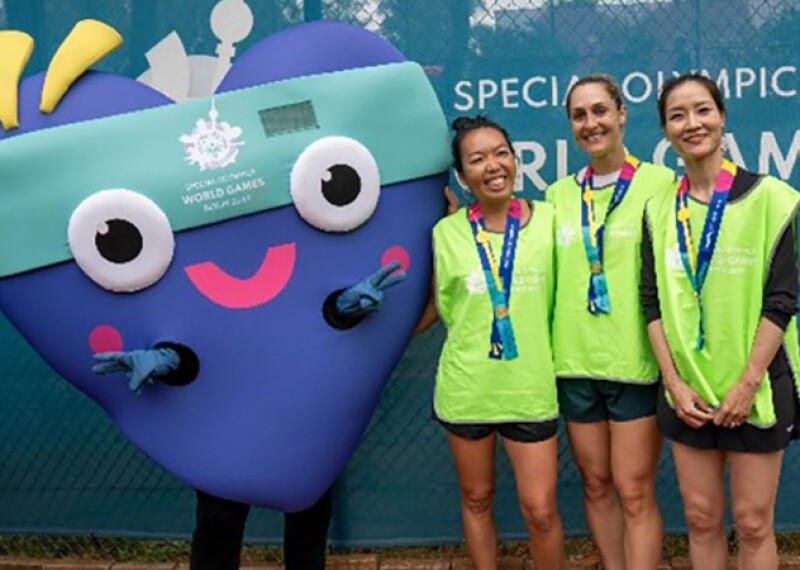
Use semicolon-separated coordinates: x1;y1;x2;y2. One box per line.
180;100;243;171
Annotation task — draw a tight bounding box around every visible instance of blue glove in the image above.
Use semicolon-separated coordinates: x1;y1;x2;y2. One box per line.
92;348;180;395
336;260;407;318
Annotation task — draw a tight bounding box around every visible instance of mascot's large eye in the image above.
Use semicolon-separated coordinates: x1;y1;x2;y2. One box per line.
68;189;174;292
290;136;380;232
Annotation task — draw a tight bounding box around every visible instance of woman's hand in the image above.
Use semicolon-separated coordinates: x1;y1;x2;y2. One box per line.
664;374;715;429
444;185;459;215
714;376;758;429
647;321;714;429
711;317;783;429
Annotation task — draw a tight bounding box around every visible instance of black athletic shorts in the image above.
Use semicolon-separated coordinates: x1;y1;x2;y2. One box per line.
436;416;558;443
657;370;800;453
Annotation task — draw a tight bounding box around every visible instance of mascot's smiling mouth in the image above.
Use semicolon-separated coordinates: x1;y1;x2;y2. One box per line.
184;242;296;309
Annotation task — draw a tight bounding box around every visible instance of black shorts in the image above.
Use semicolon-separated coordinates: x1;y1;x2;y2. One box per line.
557;377;658;423
657;370;800;453
436;417;558;443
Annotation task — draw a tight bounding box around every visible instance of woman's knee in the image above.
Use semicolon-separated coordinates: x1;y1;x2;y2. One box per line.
519;498;559;534
615;477;656;519
581;470;615;503
684;501;724;536
733;508;774;548
460;485;495;515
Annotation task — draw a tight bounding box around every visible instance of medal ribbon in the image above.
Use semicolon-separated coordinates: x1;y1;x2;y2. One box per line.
675;158;737;350
468;199;521;360
580;155;640;314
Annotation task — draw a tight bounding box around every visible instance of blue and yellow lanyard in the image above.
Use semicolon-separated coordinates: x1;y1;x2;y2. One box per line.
580;155;640;314
468;199;522;360
675;159;737;350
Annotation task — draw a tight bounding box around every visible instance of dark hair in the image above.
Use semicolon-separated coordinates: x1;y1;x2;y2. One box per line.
565;74;623;117
450;115;514;173
658;73;726;127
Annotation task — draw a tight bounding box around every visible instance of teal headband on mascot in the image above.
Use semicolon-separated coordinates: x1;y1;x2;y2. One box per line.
0;61;449;278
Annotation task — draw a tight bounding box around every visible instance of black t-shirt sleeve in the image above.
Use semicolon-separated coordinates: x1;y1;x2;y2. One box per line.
639;212;661;324
723;169;798;329
762;222;798;331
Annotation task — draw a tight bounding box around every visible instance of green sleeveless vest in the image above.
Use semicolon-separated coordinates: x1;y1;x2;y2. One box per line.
432;201;558;423
645;175;800;427
546;162;675;383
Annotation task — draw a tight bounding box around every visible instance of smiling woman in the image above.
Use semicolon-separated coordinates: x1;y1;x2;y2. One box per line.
643;72;800;570
545;74;675;570
414;115;565;570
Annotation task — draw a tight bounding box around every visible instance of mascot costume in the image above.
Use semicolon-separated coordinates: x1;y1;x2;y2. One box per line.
0;10;449;511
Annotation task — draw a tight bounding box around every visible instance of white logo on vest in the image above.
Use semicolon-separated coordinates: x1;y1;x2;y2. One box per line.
557;223;576;247
666;244;683;271
466;269;487;295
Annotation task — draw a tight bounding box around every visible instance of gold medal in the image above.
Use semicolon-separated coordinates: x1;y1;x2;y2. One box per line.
494;305;509;319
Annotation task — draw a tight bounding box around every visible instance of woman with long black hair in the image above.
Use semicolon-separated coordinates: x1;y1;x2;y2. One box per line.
642;73;800;570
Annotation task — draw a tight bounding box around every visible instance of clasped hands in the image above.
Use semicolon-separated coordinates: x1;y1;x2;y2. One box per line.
666;373;759;429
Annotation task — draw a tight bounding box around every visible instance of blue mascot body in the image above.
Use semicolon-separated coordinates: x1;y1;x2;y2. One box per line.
0;21;449;511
